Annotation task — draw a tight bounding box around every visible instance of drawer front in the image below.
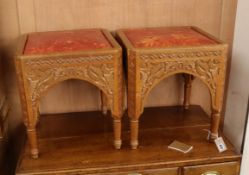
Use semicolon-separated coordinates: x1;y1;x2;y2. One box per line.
183;162;240;175
112;167;179;175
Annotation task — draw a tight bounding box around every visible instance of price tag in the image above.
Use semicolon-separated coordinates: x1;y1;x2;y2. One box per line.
214;137;227;153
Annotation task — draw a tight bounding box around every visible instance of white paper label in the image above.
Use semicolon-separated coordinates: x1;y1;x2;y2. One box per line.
214;137;227;153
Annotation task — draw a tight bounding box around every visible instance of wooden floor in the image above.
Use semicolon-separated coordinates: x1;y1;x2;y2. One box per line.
16;106;241;175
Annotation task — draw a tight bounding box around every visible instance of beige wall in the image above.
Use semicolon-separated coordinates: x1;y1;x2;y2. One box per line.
241;113;249;174
224;0;249;153
0;0;237;133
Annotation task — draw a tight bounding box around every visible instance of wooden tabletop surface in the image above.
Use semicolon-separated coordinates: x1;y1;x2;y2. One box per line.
16;106;240;175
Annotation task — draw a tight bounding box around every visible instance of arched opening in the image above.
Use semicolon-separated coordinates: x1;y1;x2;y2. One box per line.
143;73;212;113
39;79;103;114
139;73;212;131
37;79;113;139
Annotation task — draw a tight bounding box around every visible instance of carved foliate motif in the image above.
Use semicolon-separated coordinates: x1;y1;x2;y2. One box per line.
139;55;225;111
25;55;113;66
23;58;115;123
140;50;223;61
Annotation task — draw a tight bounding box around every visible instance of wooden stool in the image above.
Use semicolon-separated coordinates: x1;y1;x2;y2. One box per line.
15;29;124;158
117;26;228;149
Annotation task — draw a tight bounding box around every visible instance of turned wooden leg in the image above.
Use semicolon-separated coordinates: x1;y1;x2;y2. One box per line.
183;74;194;109
100;91;108;115
27;128;39;159
209;110;221;141
113;119;122;149
130;119;139;149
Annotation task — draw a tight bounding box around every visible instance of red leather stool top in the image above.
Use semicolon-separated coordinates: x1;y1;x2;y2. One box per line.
24;29;112;55
123;27;217;48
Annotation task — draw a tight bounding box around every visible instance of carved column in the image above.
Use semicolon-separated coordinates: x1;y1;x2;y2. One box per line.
100;91;108;115
16;59;40;159
113;119;122;149
209;59;227;141
27;128;39;159
127;51;142;149
130;119;139;149
210;110;221;140
111;51;124;149
183;74;194;109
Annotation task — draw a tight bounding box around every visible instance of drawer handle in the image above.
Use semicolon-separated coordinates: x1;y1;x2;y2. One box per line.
201;171;221;175
128;173;142;175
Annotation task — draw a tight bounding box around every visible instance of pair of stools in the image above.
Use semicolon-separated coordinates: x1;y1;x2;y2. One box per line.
15;27;228;158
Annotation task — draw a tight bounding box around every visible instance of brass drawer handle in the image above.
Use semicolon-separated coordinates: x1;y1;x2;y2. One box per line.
127;173;142;175
201;171;221;175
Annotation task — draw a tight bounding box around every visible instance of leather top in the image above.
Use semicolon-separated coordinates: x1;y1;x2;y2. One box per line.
123;27;217;48
24;29;112;55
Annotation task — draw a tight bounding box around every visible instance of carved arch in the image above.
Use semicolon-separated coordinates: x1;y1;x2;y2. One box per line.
139;58;225;116
140;71;212;113
24;64;115;125
37;77;111;106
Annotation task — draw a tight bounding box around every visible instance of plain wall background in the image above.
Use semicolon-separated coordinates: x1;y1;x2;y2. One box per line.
241;113;249;174
224;0;249;153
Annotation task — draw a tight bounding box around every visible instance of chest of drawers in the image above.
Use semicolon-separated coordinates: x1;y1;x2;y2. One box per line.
16;106;241;175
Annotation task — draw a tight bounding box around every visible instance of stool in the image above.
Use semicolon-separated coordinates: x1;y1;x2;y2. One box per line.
117;26;228;149
15;29;124;158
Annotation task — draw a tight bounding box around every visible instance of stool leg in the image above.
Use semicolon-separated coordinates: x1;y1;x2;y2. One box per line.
130;119;139;149
27;127;39;159
113;119;122;149
16;58;40;159
100;91;108;115
209;63;226;142
209;110;221;141
183;74;194;109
